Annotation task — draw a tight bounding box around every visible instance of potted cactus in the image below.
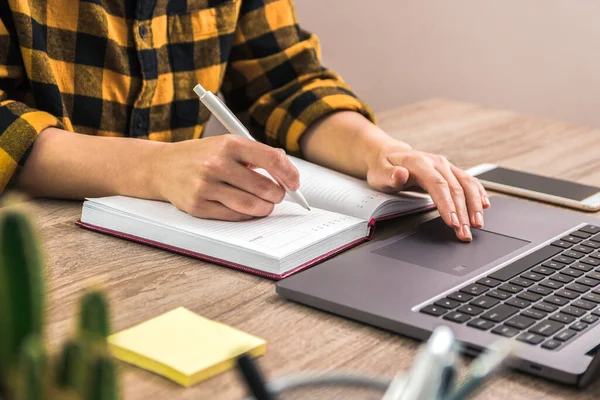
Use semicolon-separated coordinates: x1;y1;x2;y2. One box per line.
0;205;119;400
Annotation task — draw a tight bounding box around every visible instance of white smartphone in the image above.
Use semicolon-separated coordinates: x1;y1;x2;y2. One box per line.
467;164;600;212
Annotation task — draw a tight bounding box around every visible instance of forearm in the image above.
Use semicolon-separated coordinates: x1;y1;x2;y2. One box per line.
16;128;165;200
299;111;410;178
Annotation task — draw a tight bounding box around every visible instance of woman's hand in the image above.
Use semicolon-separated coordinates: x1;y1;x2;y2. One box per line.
366;141;490;242
155;135;299;221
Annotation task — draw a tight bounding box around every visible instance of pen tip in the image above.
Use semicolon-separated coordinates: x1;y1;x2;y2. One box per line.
305;206;311;211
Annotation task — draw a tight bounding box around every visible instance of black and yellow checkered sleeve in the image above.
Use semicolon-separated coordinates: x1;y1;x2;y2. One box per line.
0;9;61;191
221;0;376;156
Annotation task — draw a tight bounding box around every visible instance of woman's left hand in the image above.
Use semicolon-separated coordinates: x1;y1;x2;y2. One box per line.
365;141;490;242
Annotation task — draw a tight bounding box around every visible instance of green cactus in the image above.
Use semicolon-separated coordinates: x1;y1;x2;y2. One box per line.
0;205;119;400
0;209;45;378
56;340;85;391
14;335;46;400
87;355;118;400
79;291;111;340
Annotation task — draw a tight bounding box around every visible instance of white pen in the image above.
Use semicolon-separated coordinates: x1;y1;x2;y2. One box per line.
193;84;311;211
398;326;455;400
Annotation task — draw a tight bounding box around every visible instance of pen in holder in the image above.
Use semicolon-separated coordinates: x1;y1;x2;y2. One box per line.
235;326;513;400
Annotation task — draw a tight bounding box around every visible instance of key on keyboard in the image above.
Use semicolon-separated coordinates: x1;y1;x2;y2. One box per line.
553;255;576;265
577;277;600;286
581;225;600;235
565;283;589;293
573;298;597;309
434;298;461;309
447;292;473;302
521;309;547;320
582;241;600;249
550;274;573;284
572;263;593;272
549;313;576;324
532;266;554;275
470;296;500;309
561;306;586;317
487;289;511;300
563;250;585;259
477;277;501;287
562;236;582;244
573;245;593;254
529;320;564;337
555;329;577;342
467;318;494;330
460;284;488;296
517;291;542;302
506;315;536;329
443;311;470;323
458;305;484;315
542;260;565;270
529;285;553;295
481;304;519;322
506;298;530;309
581;257;600;267
517;332;544;345
572;231;592;239
498;283;522;293
571;322;588;331
542;339;561;350
492;325;519;337
581;294;600;304
420;305;446;317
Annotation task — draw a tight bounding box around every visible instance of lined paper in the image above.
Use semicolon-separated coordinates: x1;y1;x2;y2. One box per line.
85;196;363;256
288;156;431;219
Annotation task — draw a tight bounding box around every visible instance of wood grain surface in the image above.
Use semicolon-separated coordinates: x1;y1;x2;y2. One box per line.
26;99;600;399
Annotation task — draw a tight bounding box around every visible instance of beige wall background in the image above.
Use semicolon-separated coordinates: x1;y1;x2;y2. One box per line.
294;0;600;128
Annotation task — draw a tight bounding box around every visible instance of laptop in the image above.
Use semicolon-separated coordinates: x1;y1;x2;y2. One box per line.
276;196;600;387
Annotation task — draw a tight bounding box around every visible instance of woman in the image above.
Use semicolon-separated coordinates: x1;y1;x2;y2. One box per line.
0;0;488;241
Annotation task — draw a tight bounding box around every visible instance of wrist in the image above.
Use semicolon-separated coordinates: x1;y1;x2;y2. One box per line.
144;141;171;201
114;139;169;201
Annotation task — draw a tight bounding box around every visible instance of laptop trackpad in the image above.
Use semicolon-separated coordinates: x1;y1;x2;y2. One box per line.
373;218;530;276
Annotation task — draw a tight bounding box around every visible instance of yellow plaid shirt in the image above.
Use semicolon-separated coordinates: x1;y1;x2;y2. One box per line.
0;0;374;192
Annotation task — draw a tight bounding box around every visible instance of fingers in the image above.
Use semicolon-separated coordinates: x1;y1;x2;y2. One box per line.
366;156;410;193
186;200;254;221
220;136;300;190
451;165;487;227
204;182;276;217
436;161;473;241
219;161;286;205
395;154;461;233
480;180;491;209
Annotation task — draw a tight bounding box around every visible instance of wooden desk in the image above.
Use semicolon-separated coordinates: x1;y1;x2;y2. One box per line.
35;99;600;399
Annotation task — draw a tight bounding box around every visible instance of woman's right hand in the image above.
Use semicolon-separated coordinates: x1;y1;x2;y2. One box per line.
154;135;300;221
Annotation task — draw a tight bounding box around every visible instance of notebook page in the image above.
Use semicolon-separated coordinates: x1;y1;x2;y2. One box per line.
85;196;364;258
288;156;431;220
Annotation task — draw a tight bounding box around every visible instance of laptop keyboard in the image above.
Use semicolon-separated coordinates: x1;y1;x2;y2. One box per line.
420;224;600;351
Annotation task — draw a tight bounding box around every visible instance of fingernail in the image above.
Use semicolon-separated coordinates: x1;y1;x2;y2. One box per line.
390;170;396;181
462;224;472;240
279;148;286;155
451;212;460;227
483;196;491;207
475;211;483;227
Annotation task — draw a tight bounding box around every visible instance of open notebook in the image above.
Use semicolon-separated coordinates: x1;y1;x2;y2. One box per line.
78;157;434;279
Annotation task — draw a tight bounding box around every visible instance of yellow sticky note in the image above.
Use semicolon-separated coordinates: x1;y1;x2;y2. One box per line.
108;307;266;387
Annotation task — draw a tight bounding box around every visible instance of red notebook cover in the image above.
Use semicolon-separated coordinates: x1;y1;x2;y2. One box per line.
76;202;435;281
